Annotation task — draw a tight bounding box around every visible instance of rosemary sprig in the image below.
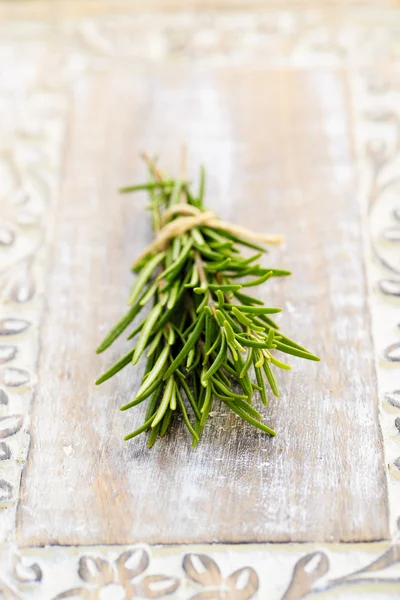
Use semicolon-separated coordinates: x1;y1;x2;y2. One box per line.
96;155;320;447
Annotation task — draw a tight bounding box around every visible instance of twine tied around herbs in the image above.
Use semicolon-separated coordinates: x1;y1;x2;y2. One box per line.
132;200;284;270
96;150;320;448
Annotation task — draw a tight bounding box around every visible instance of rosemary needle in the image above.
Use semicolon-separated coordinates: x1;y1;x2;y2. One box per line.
96;155;320;446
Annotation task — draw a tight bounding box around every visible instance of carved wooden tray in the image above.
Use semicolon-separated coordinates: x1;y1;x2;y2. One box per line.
0;2;399;598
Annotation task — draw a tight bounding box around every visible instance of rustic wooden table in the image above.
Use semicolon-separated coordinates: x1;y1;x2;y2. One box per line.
0;1;399;598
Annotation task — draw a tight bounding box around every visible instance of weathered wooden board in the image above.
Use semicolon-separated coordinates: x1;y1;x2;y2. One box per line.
17;64;388;546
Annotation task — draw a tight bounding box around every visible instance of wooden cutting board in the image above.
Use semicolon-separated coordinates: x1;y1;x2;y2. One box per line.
17;62;388;547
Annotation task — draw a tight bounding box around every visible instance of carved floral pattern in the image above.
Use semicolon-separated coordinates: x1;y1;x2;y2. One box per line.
53;547;179;600
183;554;258;600
282;540;400;598
1;542;400;599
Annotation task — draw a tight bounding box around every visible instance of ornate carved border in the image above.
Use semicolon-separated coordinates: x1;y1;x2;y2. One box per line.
0;8;399;598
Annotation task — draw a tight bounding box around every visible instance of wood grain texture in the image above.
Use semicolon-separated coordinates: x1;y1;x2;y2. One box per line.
17;64;389;546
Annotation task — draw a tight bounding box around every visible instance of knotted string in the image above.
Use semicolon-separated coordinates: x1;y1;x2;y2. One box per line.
132;202;283;269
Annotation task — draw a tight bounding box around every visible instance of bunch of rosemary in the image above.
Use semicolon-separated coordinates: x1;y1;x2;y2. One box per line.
96;155;319;447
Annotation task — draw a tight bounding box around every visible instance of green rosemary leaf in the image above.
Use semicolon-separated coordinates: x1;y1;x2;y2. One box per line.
169;178;184;205
136;375;165;403
202;227;235;247
222;320;235;345
240;271;273;288
215;309;225;327
204;313;213;355
212;387;234;402
118;180;174;194
228;252;263;268
120;377;161;411
170;381;177;410
186;347;195;369
215;290;224;307
166;324;176;345
135;345;170;398
232;399;263;420
200;382;212;413
198;164;205;206
232;352;253;400
124;413;156;441
255;365;268;406
196;290;210;313
161;409;173;436
158;238;193;282
192;420;202;448
213;368;232;388
212;377;247;400
148;421;161;447
274;341;320;361
132;303;163;365
193;243;224;261
231;306;264;332
145;384;163;423
240;348;253;379
163;310;206;379
154;288;187;332
208;240;233;251
183;183;196;206
200;383;213;426
167;279;180;310
208;284;242;292
96;304;142;354
232;305;281;315
126;320;144;341
271;332;308;352
211;229;268;252
263;361;280;397
205;257;232;272
223;400;276;436
187;348;202;372
233;290;264;306
255;348;264;368
265;269;291;277
254;314;280;330
119;181;174;193
234;338;246;354
269;353;291;370
235;335;270;349
202;332;227;382
128;252;166;305
223;360;238;378
95;348;134;385
176;372;201;420
152;376;175;427
146;329;164;357
171;236;182;262
188;264;199;287
139;280;159;306
206;329;222;356
176;387;199;440
228;341;239;361
191;227;207;247
219;308;242;333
